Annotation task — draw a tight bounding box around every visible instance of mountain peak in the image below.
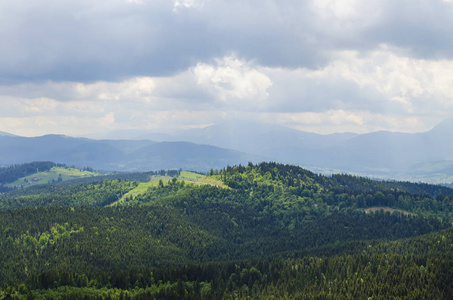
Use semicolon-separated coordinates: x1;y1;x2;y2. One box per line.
0;131;18;137
427;117;453;135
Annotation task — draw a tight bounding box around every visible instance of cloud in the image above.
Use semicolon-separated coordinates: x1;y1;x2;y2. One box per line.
0;77;156;102
173;0;204;12
258;110;437;134
2;0;453;83
2;46;453;136
125;0;146;4
193;55;272;103
0;113;116;137
1;0;453;136
363;0;453;59
258;47;453;117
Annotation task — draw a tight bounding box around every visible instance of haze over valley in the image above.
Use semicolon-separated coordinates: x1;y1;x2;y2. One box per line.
1;117;453;185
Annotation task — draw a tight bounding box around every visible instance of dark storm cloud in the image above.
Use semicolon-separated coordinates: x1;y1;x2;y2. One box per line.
0;0;330;83
361;0;453;59
1;0;453;84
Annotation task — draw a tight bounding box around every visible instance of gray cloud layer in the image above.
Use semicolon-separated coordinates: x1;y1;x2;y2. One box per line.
2;0;453;83
1;0;453;136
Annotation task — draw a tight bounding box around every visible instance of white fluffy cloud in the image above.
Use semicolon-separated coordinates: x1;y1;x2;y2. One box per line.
173;0;204;11
193;56;272;103
2;48;453;136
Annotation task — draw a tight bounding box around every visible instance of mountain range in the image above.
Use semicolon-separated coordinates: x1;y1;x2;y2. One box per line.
105;118;453;183
0;135;260;172
1;118;453;183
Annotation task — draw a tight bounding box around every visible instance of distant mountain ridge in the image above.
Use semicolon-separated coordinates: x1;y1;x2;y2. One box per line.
132;120;359;154
103;118;453;183
0;135;263;172
1;118;453;183
0;131;17;137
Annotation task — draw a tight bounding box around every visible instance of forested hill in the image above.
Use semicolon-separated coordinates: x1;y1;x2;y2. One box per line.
0;162;453;298
220;162;453;198
0;161;56;184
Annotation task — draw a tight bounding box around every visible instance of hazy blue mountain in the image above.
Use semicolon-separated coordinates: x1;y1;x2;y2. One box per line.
1;118;452;182
131;120;358;154
0;131;17;137
127;141;262;171
260;119;453;180
421;118;453;160
142;118;453;182
98;118;453;182
338;118;453;171
102;129;174;142
0;135;263;172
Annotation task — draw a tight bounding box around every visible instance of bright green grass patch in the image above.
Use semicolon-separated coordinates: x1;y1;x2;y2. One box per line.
194;177;229;189
110;182;156;206
111;173;207;206
179;171;205;181
110;175;173;206
179;171;229;187
7;167;100;187
149;175;173;183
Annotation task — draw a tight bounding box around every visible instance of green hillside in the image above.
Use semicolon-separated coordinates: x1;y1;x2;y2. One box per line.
0;162;57;182
0;162;452;298
0;162;101;192
7;166;99;187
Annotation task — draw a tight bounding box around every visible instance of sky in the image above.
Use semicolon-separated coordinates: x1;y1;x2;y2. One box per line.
1;0;453;137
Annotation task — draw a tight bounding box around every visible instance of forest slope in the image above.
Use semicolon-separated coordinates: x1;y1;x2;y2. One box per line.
0;162;452;298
